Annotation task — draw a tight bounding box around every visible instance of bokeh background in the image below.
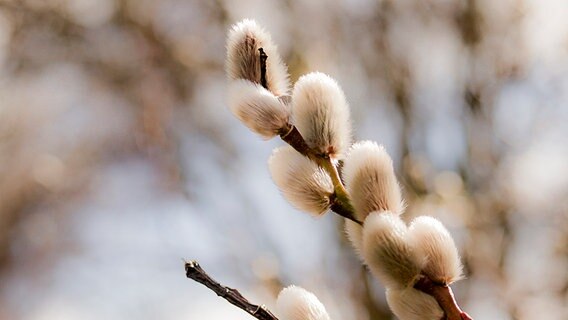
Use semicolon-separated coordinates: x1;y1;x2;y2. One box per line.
0;0;567;319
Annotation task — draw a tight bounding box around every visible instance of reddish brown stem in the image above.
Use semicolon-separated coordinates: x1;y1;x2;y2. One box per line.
279;126;314;161
185;261;279;320
414;276;473;320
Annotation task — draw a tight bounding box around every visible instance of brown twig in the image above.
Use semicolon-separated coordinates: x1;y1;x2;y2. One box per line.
414;275;473;320
185;260;279;320
279;125;313;158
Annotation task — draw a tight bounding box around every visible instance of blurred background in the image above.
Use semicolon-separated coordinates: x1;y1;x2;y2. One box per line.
0;0;567;319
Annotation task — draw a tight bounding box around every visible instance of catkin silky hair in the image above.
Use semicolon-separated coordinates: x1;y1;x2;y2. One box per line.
343;141;404;220
226;19;290;96
362;211;420;289
228;79;290;139
386;287;444;320
291;72;351;158
277;286;331;320
409;216;463;284
344;220;364;260
269;146;334;215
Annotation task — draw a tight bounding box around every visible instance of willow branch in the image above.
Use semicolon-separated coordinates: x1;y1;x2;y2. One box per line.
414;275;473;320
185;260;279;320
254;47;357;224
261;48;469;320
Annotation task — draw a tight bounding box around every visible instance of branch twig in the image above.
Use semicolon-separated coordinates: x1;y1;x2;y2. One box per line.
185;260;279;320
414;275;473;320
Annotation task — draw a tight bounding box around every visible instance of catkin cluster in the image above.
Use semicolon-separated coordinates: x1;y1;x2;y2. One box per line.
226;19;464;320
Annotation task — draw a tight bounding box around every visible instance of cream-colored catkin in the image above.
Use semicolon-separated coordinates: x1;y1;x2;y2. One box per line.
291;72;351;158
226;19;290;96
229;79;290;139
344;220;364;261
408;216;463;284
386;287;444;320
362;211;420;289
277;286;331;320
269;146;334;215
228;79;290;139
343;141;404;221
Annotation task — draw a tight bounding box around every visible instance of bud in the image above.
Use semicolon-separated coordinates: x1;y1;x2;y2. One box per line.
408;216;463;284
277;286;331;320
343;141;404;220
226;19;289;96
269;146;334;215
291;72;351;158
362;212;420;288
228;79;290;139
386;287;444;320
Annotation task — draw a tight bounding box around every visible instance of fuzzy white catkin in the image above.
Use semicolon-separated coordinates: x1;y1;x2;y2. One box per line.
269;146;334;215
408;216;463;284
362;212;420;289
226;19;290;96
344;220;364;261
343;141;404;221
277;286;331;320
291;72;351;158
228;79;290;139
386;287;444;320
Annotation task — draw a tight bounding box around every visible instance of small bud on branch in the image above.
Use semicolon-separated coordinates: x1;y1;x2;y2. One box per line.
409;216;463;285
226;19;289;96
386;287;444;320
269;146;334;215
362;212;421;289
292;72;352;158
277;286;331;320
343;141;404;220
228;79;290;139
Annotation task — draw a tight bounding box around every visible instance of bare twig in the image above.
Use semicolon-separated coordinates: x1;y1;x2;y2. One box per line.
185;260;279;320
414;275;473;320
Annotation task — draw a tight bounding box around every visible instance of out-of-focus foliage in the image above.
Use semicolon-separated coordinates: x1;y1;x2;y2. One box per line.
0;0;566;319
